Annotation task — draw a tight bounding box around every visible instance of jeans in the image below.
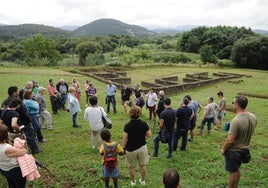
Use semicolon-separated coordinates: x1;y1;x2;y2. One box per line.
30;115;44;142
107;95;116;113
60;94;68;109
153;133;173;157
23;124;39;154
200;117;213;131
72;112;78;127
173;127;188;151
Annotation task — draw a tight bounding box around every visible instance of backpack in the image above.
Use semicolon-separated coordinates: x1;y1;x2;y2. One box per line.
103;143;118;170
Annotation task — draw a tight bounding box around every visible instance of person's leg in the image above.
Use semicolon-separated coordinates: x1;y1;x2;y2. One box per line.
11;167;26;188
104;177;110;188
180;129;188;150
207;118;213;133
112;96;116;113
107;96;111;113
23;124;39;154
153;134;160;156
129;166;136;182
112;177;118;188
172;128;180;151
72;112;78;127
167;138;173;157
151;105;156;118
91;130;96;148
140;164;147;182
229;171;239;188
41;110;53;129
31;116;44;142
97;130;103;148
61;94;68;109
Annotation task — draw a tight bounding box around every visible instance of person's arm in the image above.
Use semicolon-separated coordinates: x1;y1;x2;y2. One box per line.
122;132;128;151
220;134;235;155
159;119;164;129
11;117;20;132
145;129;152;138
5;147;27;158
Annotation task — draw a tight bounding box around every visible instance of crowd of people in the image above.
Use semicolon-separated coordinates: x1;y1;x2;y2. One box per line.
0;78;257;188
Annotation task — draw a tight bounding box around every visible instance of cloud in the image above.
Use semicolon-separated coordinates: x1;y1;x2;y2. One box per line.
0;0;267;29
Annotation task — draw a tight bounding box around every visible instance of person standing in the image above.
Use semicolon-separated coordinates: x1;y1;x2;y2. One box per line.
121;84;133;115
199;97;217;134
35;87;53;130
72;78;81;102
172;97;193;151
215;91;226;130
220;95;257;188
23;90;46;143
152;98;176;158
84;96;105;149
133;84;145;113
145;87;158;120
67;87;81;128
122;106;152;186
184;95;202;142
48;79;60;115
0;125;27;188
32;80;39;97
106;80;117;114
84;80;90;105
156;90;165;119
99;129;125;188
1;86;40;154
56;79;69;110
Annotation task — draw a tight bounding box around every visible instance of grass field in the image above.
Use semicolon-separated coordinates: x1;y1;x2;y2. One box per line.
0;66;267;188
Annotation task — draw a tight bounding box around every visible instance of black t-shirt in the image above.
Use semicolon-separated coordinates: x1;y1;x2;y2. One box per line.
176;106;192;130
121;88;132;101
160;107;176;133
134;89;143;98
1;110;21;133
124;119;149;152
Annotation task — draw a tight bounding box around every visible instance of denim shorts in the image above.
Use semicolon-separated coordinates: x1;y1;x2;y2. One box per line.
102;165;118;178
225;151;242;172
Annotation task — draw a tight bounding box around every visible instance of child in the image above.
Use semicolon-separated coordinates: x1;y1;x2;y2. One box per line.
100;129;124;188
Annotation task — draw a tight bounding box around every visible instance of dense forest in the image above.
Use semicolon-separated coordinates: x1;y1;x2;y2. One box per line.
0;21;267;70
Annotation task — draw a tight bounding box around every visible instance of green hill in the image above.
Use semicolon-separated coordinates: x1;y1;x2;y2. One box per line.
0;24;71;40
72;18;157;37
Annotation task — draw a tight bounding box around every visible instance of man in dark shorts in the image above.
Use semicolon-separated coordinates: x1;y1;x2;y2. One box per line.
220;95;257;188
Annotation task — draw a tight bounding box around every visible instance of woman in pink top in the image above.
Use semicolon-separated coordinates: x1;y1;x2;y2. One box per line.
48;79;60;114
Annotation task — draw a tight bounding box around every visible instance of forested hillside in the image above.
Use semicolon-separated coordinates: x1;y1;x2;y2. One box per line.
0;24;71;40
72;18;157;37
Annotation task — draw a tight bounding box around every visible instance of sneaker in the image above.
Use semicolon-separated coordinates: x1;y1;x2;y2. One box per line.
151;154;158;158
130;180;136;186
39;139;48;143
139;179;145;186
92;146;96;149
188;138;193;142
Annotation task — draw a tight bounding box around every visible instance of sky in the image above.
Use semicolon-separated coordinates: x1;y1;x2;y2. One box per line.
0;0;267;30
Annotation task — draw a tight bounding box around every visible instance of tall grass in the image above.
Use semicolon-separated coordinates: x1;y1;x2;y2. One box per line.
0;66;267;188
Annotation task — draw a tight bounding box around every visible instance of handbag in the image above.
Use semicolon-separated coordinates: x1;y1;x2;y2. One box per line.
99;107;112;129
240;149;251;163
158;126;171;143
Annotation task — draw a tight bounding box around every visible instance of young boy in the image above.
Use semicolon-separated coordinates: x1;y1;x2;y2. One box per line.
100;129;124;188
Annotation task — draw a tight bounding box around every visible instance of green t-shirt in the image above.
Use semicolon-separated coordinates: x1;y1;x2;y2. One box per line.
228;112;257;151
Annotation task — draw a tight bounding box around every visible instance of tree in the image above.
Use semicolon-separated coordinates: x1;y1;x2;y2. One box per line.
23;34;61;66
231;36;268;70
76;41;103;66
199;44;217;64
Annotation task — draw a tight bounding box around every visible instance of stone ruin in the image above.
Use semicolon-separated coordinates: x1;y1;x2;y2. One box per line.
79;70;250;95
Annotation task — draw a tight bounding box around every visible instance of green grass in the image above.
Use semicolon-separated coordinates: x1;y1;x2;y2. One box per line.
0;66;267;188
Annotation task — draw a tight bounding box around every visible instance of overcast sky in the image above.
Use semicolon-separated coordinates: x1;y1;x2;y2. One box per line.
0;0;267;30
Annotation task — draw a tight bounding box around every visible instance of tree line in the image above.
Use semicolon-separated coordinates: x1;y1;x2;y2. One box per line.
0;26;267;70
